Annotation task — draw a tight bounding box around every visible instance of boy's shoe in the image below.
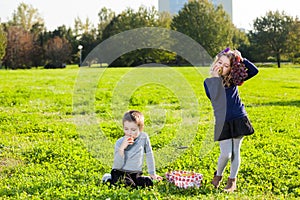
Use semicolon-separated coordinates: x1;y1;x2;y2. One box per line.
211;171;222;188
102;173;111;183
224;178;237;192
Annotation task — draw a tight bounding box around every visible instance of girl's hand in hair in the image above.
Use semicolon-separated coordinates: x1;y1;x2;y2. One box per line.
234;50;243;62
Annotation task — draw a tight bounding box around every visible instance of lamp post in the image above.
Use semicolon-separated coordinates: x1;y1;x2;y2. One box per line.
78;45;83;66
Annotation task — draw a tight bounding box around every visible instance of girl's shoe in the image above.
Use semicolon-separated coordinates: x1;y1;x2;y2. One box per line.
211;171;222;188
224;178;237;192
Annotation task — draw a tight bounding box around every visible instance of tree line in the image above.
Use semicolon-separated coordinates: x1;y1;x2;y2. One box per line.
0;1;299;69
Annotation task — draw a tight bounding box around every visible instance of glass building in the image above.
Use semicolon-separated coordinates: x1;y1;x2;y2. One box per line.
158;0;232;20
158;0;189;15
211;0;232;19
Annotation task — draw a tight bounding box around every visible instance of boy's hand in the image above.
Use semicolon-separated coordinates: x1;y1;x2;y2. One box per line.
119;136;134;151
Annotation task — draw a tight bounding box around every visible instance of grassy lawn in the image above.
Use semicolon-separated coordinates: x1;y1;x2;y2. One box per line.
0;65;299;199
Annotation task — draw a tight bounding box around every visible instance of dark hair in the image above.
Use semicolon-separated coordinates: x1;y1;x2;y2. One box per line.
230;58;248;86
122;110;144;131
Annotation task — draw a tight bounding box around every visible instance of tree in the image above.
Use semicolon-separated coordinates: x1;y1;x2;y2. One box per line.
30;23;45;68
44;36;72;68
171;0;237;57
249;11;295;68
3;3;45;68
41;25;79;65
287;18;300;63
102;6;159;40
97;7;115;41
74;17;96;36
3;26;35;69
10;3;44;32
74;17;98;64
102;6;175;66
0;23;7;65
157;11;173;29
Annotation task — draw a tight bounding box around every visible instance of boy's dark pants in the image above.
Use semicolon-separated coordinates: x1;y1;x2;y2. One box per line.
109;169;153;188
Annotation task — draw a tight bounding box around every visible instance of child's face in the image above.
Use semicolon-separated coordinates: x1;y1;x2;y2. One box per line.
123;121;140;139
214;55;231;75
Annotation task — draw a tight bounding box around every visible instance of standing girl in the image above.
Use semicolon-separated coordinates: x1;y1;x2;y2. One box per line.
204;48;258;192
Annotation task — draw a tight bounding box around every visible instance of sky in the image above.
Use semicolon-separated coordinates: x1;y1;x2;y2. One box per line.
0;0;299;31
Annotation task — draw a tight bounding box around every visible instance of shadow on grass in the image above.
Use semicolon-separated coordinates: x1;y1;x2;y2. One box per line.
281;86;300;89
248;100;300;108
260;100;300;107
155;179;221;197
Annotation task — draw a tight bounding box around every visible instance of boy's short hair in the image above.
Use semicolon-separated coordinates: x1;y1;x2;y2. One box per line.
122;110;144;131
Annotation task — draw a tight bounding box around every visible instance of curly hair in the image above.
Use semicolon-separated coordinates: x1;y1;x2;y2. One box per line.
213;49;248;87
229;58;248;86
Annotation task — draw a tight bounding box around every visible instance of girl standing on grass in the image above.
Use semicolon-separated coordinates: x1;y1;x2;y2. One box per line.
204;48;258;192
103;110;162;188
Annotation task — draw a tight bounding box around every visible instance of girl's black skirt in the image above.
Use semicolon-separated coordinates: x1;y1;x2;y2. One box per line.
218;116;254;141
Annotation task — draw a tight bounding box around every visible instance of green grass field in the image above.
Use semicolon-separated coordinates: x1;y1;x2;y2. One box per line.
0;65;299;199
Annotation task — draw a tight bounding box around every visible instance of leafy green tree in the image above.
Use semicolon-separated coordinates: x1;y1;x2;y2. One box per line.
51;25;74;39
102;6;159;40
102;6;175;66
0;23;7;65
73;18;98;65
97;8;115;41
249;11;295;68
30;23;45;68
10;3;44;32
171;0;236;57
40;25;79;64
74;17;96;37
77;32;100;65
287;18;300;63
157;11;173;29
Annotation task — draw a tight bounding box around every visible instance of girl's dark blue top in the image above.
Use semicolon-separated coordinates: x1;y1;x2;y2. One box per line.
204;58;259;121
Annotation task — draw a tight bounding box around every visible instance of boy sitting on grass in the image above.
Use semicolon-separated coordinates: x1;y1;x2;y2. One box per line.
103;110;162;188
